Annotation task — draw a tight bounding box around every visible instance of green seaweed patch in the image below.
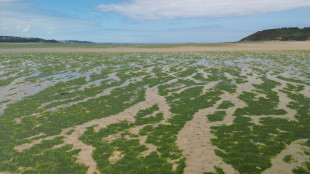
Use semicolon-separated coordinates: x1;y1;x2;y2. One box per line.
66;129;75;135
79;121;178;174
235;91;287;116
134;104;163;125
207;111;226;122
1;51;310;174
277;76;310;86
215;80;236;93
0;78;15;86
135;105;159;118
217;101;235;109
293;166;310;174
204;166;225;174
283;155;292;163
210;75;310;174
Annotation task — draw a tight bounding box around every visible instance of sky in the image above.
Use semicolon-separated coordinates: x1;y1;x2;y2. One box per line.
1;0;310;43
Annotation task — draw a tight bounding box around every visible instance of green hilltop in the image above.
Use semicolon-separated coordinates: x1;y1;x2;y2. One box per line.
240;27;310;41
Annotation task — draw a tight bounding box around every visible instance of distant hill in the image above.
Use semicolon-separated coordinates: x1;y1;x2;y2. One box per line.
240;27;310;41
0;36;94;44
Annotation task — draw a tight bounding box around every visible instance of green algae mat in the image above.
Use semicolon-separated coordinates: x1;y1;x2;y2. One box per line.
0;51;309;174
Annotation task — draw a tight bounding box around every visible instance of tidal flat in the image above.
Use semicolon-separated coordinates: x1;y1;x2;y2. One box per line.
0;43;309;174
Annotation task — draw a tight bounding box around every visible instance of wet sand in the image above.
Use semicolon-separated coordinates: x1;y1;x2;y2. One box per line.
1;41;310;53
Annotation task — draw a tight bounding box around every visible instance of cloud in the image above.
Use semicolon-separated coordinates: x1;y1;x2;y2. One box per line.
97;0;310;19
16;25;30;32
0;0;96;36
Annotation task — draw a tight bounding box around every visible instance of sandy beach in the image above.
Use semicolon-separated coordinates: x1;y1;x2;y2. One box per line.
1;41;310;53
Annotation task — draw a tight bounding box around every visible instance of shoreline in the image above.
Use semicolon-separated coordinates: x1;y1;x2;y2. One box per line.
1;41;310;53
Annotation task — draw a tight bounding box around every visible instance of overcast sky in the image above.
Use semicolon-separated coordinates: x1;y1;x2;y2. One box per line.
1;0;310;43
